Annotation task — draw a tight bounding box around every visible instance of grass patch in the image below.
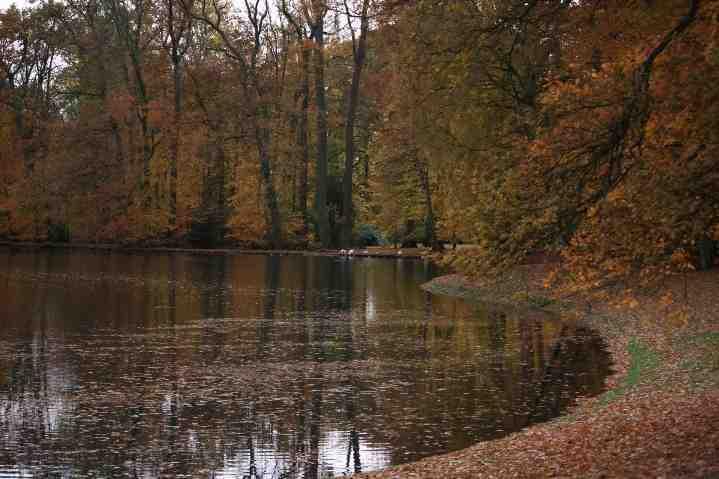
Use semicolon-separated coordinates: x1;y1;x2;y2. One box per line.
504;292;556;308
601;338;660;405
526;294;555;308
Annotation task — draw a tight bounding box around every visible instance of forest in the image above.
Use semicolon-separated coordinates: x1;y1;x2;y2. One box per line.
1;0;718;288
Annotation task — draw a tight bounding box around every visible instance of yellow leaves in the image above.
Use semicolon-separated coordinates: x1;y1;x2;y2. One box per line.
660;292;675;307
621;296;640;309
670;249;689;264
665;308;690;329
146;99;167;129
670;249;694;271
542;269;559;289
227;166;267;242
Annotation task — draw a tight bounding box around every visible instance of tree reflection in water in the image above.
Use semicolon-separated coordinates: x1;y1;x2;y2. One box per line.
0;249;611;478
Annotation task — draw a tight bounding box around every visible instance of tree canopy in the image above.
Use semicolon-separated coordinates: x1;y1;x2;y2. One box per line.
1;0;716;287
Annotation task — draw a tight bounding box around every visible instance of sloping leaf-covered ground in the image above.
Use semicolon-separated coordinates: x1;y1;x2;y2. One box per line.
360;268;719;478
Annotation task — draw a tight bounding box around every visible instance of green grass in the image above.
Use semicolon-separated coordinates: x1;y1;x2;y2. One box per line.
600;338;660;405
526;294;556;308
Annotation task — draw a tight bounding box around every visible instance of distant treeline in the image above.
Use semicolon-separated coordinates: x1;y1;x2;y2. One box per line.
1;0;716;286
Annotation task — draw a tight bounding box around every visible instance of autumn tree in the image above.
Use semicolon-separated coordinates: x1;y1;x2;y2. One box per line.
102;0;160;212
339;0;370;248
433;0;717;289
0;3;64;239
159;0;193;229
3;0;716;280
188;0;284;247
280;0;313;235
522;0;718;288
58;0;134;239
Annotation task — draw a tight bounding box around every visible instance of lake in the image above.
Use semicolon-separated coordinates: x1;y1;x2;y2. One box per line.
0;248;610;478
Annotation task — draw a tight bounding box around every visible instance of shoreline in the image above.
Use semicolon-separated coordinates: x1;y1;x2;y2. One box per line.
0;241;428;259
359;269;719;478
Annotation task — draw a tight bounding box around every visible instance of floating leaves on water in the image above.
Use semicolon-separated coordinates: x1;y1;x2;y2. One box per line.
0;252;610;478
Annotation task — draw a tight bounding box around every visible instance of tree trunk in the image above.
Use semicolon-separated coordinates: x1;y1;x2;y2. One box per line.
255;123;283;248
341;0;369;248
169;55;182;228
213;140;227;244
297;47;311;234
127;42;154;209
697;235;716;271
165;0;189;229
416;154;439;251
313;10;331;248
139;106;153;208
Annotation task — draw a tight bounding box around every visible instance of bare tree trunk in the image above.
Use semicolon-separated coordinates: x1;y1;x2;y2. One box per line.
297;47;311;234
697;235;716;271
164;0;191;229
129;48;154;210
340;0;369;248
169;56;182;227
312;5;331;248
138;105;153;208
416;154;438;250
255;122;283;248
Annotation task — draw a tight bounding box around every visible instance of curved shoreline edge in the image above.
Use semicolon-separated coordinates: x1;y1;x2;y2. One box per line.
420;272;633;408
358;272;719;478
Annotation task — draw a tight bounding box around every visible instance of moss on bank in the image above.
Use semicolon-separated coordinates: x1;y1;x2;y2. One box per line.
599;338;660;404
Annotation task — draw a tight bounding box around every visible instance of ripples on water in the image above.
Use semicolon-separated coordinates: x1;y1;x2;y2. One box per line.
0;249;611;478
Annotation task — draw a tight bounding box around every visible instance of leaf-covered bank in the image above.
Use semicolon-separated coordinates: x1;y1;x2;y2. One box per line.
358;267;719;478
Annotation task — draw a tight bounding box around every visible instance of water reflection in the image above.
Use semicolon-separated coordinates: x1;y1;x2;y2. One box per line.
0;249;611;478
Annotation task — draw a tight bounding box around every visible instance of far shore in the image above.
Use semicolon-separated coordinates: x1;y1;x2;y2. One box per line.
0;241;431;259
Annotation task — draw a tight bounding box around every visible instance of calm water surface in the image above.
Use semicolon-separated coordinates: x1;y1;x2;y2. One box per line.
0;249;610;478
